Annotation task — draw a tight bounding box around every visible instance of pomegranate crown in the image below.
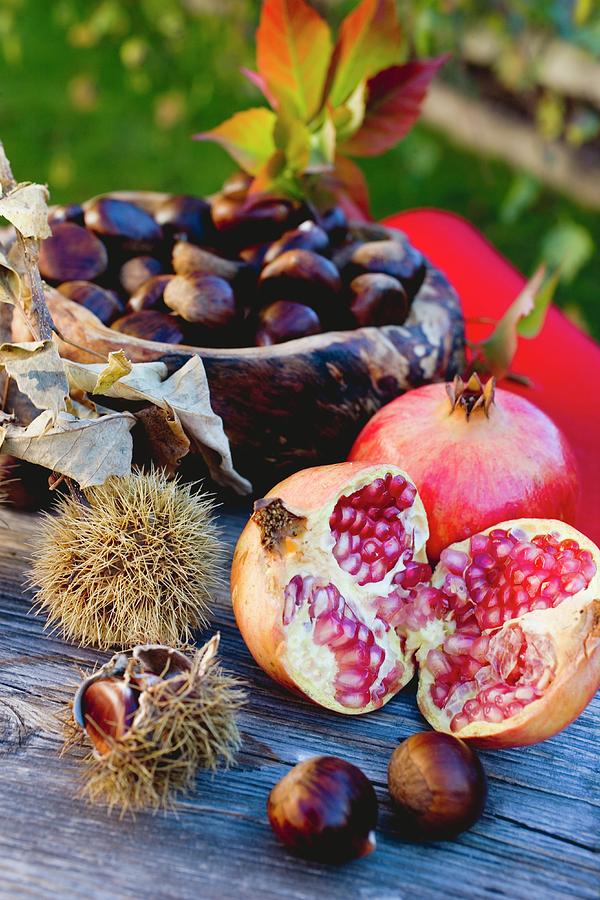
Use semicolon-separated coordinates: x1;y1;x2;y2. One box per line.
446;374;496;421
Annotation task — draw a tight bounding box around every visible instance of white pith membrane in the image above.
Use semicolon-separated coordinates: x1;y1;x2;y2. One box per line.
415;519;600;737
279;467;430;713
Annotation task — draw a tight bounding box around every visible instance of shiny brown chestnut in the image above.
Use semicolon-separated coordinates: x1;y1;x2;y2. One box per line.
387;732;487;840
171;241;250;286
221;170;253;200
47;203;85;227
80;677;139;756
0;455;52;511
211;194;297;247
120;256;163;295
346;239;425;297
57;281;123;325
39;223;108;283
259;249;341;314
349;273;409;327
267;756;378;864
111;310;184;344
126;274;174;313
164;274;236;328
256;300;322;346
154;194;213;244
320;206;349;243
84;198;162;247
263;221;330;265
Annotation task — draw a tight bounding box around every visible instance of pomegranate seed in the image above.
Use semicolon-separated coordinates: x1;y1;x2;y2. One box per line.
483;704;504;723
426;649;453;677
314;613;344;645
440;548;469;575
335;668;372;690
450;713;470;732
336;690;372;709
562;573;587;594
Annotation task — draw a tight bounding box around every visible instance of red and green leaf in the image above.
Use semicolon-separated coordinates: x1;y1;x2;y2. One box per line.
473;266;559;379
341;56;447;157
193;108;276;174
256;0;332;121
240;67;278;107
332;154;371;220
327;0;401;108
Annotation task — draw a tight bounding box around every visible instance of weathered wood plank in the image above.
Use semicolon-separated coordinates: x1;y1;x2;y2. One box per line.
0;507;598;900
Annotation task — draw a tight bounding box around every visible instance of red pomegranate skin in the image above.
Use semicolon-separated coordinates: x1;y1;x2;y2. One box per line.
349;383;579;561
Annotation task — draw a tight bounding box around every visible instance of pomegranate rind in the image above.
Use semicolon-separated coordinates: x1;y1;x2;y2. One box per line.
349;384;579;561
231;462;429;714
417;518;600;748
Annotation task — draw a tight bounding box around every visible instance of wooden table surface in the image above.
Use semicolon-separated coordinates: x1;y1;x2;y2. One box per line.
0;504;598;900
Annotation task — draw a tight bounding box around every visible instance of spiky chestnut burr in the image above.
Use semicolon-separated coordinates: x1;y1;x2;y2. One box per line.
31;469;223;649
65;635;245;813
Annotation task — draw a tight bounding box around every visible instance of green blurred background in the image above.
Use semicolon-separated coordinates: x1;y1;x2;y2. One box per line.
0;0;598;337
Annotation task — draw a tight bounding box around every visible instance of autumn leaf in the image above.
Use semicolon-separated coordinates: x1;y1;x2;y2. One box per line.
193;108;277;175
330;154;371;219
474;266;559;379
333;81;367;143
0;248;22;308
65;356;251;494
0;182;51;239
240;67;278;107
256;0;332;121
92;349;132;394
341;56;447;156
0;340;68;416
327;0;401;108
3;409;135;488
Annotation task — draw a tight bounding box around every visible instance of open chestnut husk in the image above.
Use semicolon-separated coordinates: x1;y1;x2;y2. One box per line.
267;756;378;863
387;732;487;840
68;634;245;812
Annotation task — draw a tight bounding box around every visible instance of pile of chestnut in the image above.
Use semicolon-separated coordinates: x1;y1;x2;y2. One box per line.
40;172;426;349
267;732;487;863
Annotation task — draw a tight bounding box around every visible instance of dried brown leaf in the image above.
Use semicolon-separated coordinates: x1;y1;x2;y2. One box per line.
66;356;251;494
0;182;51;239
0;340;68;415
3;409;134;487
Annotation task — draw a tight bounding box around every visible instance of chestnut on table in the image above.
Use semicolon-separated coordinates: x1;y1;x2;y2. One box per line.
0;214;597;900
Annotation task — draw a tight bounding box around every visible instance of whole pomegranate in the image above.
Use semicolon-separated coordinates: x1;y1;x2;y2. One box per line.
232;461;600;744
231;462;430;714
349;374;579;561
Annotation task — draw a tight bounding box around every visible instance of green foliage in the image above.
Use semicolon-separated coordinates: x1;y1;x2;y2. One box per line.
196;0;444;211
0;0;598;339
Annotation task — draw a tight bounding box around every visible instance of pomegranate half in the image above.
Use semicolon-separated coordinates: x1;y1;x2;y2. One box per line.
349;375;579;561
414;518;600;747
231;462;429;714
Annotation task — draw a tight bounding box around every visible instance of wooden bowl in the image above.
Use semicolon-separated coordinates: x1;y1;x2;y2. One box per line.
42;192;465;489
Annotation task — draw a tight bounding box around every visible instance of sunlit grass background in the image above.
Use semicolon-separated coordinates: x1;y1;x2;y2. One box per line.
1;0;598;337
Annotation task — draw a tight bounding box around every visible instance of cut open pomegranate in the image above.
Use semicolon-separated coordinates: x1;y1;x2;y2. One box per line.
415;519;600;747
233;463;600;742
231;463;429;714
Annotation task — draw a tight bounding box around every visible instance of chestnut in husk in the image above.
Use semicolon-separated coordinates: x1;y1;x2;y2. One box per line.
267;756;378;863
68;635;245;812
387;732;487;840
255;300;321;346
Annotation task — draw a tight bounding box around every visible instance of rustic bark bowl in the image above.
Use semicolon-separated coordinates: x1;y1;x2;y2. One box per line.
42;192;464;490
